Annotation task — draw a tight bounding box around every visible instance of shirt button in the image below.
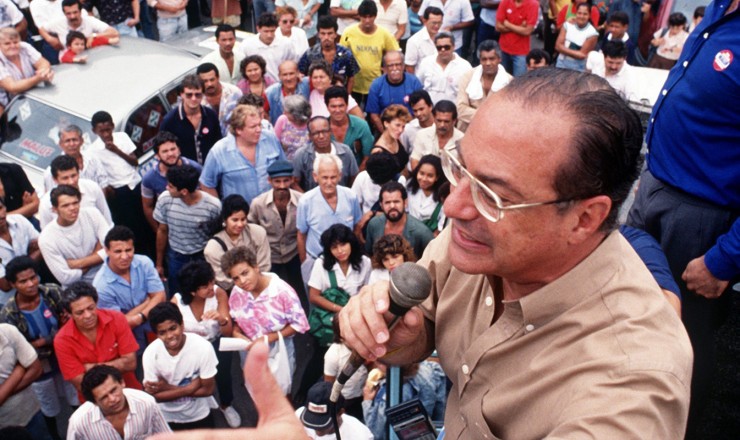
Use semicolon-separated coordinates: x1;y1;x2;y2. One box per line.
462;364;470;375
703;32;709;39
525;324;535;332
682;61;689;67
651;118;655;123
661;89;668;96
485;296;493;306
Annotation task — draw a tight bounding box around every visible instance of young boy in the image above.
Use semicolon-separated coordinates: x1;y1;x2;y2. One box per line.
59;30;121;64
142;302;219;430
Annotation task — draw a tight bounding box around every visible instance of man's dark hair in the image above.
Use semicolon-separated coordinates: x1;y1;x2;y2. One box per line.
602;41;628;59
215;23;235;39
358;0;378;17
408;89;432;108
423;6;443;20
317;15;338;31
526;48;552;66
61;0;81;9
607;11;629;26
379;181;408;202
257;12;279;28
180;74;203;92
500;68;643;231
693;6;705;19
366;151;399;185
324;85;349;106
4;256;37;284
477;39;501;59
81;365;123;404
50;184;81;208
51;155;79;178
104;225;135;248
197;62;219;77
432;100;457;120
65;30;85;47
178;260;216;305
166;164;200;193
238;92;265;107
434;32;455;46
152;131;179;154
61;281;98;312
91;110;113;128
149;302;184;330
668;12;687;27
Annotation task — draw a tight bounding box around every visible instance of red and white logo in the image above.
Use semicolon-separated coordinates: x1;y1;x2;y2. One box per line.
713;50;733;72
43;309;53;319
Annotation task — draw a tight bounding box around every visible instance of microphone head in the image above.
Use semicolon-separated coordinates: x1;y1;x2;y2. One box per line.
389;262;432;311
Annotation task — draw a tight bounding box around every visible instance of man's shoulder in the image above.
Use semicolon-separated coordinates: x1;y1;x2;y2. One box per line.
333;141;355;156
348;114;370;129
406;214;434;235
367;213;387;229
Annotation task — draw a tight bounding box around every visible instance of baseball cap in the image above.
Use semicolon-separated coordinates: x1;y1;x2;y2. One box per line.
300;381;335;429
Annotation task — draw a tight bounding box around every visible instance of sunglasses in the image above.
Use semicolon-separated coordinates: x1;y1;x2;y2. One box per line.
436;44;452;51
184;92;203;99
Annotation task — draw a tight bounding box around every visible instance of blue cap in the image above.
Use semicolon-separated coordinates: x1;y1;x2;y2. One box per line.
267;160;293;177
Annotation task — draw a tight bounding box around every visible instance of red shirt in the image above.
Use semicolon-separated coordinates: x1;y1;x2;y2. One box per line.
54;309;142;400
496;0;540;56
556;3;600;29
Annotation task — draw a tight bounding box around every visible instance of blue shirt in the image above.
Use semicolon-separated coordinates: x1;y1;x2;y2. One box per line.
619;225;681;298
265;78;310;125
141;157;202;200
93;254;165;349
645;0;740;279
200;132;286;204
296;186;362;258
365;73;423;116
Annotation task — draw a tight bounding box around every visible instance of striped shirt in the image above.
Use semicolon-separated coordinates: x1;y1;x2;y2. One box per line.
153;191;221;255
66;388;171;440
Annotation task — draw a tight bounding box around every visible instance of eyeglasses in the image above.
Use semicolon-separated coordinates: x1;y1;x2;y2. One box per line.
184;92;203;99
310;129;331;136
435;44;452;51
441;144;574;223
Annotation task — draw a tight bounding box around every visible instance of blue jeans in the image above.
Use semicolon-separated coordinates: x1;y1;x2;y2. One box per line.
555;55;587;72
157;14;188;42
253;0;275;20
501;52;527;77
25;410;53;440
115;20;139;38
166;248;204;297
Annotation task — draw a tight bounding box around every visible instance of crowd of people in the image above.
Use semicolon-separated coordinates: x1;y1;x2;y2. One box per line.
0;0;735;439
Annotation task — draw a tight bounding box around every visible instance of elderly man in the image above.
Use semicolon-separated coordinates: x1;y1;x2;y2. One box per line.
405;6;443;73
40;0;119;50
43;125;108;194
241;13;296;84
409;100;463;170
456;40;512;131
161;75;222;164
416;32;472;104
365;51;423;133
296;154;362;289
67;365;171;439
202;24;244;84
292;116;359;192
265;60;310;125
197;62;243;136
54;281;141;395
201;104;286;203
364;181;434;259
298;16;359;91
627;2;739;436
339;69;693;439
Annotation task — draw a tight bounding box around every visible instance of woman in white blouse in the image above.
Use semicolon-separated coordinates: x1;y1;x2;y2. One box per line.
406;154;448;235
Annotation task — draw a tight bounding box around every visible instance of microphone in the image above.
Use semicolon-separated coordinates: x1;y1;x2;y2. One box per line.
329;262;432;403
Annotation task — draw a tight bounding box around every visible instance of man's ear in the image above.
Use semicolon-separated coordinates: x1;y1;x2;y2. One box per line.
567;195;612;245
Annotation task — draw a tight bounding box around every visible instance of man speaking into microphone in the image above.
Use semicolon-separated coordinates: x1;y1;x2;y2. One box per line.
338;68;693;440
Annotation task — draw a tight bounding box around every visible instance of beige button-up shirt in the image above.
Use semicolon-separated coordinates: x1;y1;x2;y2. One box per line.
418;228;693;439
248;188;302;265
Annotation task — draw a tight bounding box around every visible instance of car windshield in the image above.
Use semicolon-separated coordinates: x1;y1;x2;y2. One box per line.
0;96;92;170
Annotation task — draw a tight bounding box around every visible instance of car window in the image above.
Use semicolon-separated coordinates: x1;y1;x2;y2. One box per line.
0;96;92;170
165;84;181;107
125;94;168;157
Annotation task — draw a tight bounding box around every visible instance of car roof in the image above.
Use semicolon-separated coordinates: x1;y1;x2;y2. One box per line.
24;36;200;122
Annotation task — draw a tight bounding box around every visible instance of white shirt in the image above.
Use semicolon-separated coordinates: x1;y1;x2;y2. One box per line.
66;388;172;440
202;48;246;85
85;132;142;189
416;53;472;104
374;0;408;37
351;171;406;212
173;291;221;342
324;343;368;399
278;26;309;59
368;268;389;284
0;215;39;304
30;0;67;29
405;27;436;72
0;0;24;29
330;0;362;35
410;125;464;162
407;188;445;232
308;256;372;296
142;333;219;423
593;61;635;101
419;0;474;50
43;152;110;193
43;15;111;47
240;34;296;84
39;179;112;229
400;119;432;157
